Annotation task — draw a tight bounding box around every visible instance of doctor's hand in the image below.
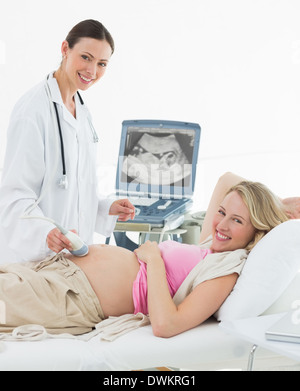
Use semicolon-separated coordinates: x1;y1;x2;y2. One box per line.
109;199;135;221
46;228;75;254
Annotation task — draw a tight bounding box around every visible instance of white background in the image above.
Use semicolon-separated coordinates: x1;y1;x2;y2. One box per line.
1;0;300;213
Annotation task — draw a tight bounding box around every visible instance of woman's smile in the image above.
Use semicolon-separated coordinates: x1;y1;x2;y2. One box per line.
215;230;231;241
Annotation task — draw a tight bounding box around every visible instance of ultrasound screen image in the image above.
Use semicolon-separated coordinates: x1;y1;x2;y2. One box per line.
121;126;195;187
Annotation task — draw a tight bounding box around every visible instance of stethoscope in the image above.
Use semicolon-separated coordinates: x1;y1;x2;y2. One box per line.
20;75;98;255
46;74;99;190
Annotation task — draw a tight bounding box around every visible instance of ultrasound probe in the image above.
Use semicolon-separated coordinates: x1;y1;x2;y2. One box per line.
21;216;89;257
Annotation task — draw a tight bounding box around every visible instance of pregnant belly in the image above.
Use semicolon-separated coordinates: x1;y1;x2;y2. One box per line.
69;244;140;317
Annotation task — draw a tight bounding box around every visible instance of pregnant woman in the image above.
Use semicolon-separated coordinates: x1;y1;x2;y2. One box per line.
0;173;296;338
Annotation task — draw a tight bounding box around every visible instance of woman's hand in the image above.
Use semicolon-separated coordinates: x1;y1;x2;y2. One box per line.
281;197;300;219
46;228;74;253
109;199;135;221
134;240;161;264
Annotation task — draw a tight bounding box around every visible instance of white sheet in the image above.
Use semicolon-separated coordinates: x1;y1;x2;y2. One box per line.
0;317;298;371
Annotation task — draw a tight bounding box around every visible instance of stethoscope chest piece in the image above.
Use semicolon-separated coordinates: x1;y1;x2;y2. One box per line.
58;174;68;189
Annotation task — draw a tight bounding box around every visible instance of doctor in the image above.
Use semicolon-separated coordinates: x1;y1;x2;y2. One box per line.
0;19;135;264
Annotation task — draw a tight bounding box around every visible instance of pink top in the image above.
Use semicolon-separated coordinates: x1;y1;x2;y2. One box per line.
132;240;212;315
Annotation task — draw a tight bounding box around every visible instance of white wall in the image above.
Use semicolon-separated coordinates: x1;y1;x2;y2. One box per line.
1;0;300;212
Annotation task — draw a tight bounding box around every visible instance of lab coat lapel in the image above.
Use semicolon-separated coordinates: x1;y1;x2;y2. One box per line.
47;72;78;130
61;105;78;130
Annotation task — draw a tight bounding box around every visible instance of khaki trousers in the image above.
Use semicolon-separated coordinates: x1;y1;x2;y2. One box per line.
0;254;105;335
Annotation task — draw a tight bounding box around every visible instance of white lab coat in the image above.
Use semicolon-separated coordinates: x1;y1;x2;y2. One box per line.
0;73;117;264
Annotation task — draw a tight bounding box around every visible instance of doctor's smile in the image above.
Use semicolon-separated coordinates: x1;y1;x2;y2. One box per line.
78;73;94;84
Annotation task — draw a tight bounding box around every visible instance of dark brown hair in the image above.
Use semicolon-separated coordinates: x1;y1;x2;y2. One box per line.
65;19;114;54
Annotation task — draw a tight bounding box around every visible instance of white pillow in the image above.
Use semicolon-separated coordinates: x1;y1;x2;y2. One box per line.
262;270;300;315
215;219;300;321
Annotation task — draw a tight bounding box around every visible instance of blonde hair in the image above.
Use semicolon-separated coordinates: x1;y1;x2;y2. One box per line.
227;181;289;251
